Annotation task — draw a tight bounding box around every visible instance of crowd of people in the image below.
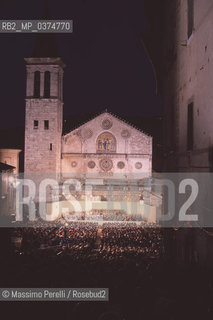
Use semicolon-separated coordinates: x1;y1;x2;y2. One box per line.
99;223;162;261
12;220;163;264
12;221;98;256
6;222;212;319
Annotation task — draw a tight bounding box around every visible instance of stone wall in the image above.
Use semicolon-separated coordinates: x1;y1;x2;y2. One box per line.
61;112;152;177
24;99;62;173
24;57;64;174
163;0;213;171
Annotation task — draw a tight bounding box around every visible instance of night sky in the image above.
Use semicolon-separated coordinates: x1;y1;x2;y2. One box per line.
0;0;162;130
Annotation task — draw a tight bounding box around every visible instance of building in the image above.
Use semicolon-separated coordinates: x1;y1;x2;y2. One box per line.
0;149;21;174
143;0;213;265
0;162;16;216
24;44;152;179
0;149;21;216
144;0;213;172
161;0;213;171
23;35;154;222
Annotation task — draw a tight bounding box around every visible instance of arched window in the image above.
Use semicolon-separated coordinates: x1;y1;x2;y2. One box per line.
34;71;40;98
96;132;116;153
44;71;50;98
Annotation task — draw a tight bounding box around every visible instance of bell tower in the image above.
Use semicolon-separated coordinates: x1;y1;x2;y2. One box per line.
24;33;65;175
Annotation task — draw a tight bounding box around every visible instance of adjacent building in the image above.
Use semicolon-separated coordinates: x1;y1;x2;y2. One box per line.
0;149;21;174
143;0;213;265
144;0;213;172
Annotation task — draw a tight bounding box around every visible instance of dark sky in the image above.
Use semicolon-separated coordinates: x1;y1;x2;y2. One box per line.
0;0;162;129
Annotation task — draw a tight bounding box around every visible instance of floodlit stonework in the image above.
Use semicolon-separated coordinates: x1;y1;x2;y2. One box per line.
24;58;64;175
62;112;152;178
24;57;152;180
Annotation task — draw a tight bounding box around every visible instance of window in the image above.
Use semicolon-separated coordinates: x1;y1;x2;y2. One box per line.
187;102;194;150
44;71;50;98
50;143;52;151
187;0;194;38
34;120;38;129
34;71;40;98
44;120;49;130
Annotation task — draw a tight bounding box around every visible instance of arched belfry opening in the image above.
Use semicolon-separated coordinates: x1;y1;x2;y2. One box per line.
34;71;40;98
44;71;51;98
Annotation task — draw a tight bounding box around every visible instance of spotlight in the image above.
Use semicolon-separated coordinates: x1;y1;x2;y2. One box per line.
8;176;14;184
140;194;144;205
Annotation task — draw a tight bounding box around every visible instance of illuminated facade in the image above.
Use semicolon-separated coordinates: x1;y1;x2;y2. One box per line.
24;57;152;179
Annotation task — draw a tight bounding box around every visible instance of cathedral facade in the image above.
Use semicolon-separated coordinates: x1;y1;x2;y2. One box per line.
24;56;152;180
61;112;152;178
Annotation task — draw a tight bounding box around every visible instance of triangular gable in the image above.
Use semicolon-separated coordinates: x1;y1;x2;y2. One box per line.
63;111;152;139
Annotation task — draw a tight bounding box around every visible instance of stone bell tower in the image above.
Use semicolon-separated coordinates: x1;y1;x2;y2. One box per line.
24;33;65;175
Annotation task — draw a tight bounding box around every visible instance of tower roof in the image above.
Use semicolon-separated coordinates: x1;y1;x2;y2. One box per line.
32;1;59;58
32;33;59;58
